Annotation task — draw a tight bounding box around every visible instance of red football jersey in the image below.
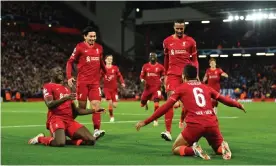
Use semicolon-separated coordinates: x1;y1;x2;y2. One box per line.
144;81;242;127
140;62;165;88
163;35;198;76
43;83;73;122
66;42;106;85
205;68;224;92
102;65;124;89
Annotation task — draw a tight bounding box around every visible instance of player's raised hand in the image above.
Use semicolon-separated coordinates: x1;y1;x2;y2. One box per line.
68;77;76;87
238;104;246;113
95;108;106;114
135;121;145;131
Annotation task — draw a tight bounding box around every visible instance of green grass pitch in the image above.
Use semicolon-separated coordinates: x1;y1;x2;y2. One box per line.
1;101;276;165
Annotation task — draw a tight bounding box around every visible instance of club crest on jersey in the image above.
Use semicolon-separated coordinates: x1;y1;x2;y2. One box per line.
96;48;99;54
112;69;114;73
182;42;186;46
155;68;159;72
215;71;217;74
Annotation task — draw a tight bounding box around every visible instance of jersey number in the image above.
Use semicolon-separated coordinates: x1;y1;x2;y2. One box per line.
192;87;206;107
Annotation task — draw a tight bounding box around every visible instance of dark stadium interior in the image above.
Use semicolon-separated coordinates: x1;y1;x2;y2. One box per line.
1;1;276;101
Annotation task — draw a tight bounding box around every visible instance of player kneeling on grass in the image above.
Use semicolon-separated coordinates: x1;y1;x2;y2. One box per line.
28;67;105;147
136;65;246;160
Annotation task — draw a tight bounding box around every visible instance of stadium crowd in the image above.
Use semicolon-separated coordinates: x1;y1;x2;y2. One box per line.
1;29;275;101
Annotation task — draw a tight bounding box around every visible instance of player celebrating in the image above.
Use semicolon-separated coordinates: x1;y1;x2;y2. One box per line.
136;65;246;160
203;58;228;114
140;52;165;126
66;26;106;139
162;20;199;141
102;54;125;122
28;67;105;147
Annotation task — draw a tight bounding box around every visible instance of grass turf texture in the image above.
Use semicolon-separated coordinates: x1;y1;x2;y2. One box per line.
1;102;276;165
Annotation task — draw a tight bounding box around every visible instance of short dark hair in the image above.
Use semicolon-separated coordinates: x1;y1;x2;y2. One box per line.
105;54;113;59
183;64;197;80
174;19;185;24
82;26;96;36
209;58;216;63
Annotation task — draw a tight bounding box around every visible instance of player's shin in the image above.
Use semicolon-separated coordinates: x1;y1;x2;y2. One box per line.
173;146;195;156
164;108;174;133
108;102;113;118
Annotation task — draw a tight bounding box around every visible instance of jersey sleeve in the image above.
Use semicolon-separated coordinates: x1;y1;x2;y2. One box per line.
160;65;165;77
140;65;146;80
116;67;125;84
66;44;81;79
43;84;53;101
219;68;224;75
99;46;107;74
163;39;169;75
209;87;242;108
190;39;199;71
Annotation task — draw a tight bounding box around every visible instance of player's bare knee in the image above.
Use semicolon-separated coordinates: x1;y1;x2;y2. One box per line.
90;100;100;110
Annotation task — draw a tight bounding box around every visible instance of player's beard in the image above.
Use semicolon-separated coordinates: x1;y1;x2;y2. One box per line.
150;59;157;64
175;32;183;38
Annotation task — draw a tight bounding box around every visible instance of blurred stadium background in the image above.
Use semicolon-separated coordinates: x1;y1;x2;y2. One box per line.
1;1;276;165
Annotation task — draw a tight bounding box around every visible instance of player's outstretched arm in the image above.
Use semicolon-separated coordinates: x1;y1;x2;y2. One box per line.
45;93;76;109
221;72;229;78
211;90;246;113
203;73;208;83
136;98;177;131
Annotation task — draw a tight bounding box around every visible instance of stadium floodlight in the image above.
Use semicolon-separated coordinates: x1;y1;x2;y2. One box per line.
210;54;219;57
223;19;231;22
185;22;189;25
48;24;52;28
235;15;239;20
220;54;228;58
243;54;251;57
240;16;244;20
233;53;242;56
245;15;253;21
201;20;210;24
198;55;207;58
136;8;140;12
256;52;266;56
268;13;276;19
228;16;234;21
266;53;275;56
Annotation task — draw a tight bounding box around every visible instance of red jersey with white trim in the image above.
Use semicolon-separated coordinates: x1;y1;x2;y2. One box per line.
102;65;124;89
66;42;106;85
205;68;224;92
163;35;198;76
43;83;73;122
140;62;165;88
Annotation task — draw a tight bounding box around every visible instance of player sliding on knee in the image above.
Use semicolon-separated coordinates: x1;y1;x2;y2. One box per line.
66;26;107;139
28;67;105;147
140;52;165;126
203;58;228;114
136;65;246;160
102;55;125;122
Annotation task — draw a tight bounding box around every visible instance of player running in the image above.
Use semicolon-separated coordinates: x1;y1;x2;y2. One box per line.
136;65;246;160
203;58;228;114
162;19;199;141
28;67;105;147
66;26;106;139
102;54;125;122
140;52;165;127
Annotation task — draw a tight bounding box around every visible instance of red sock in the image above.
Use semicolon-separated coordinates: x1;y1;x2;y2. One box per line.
216;146;222;155
164;108;174;133
180;107;186;123
108;105;113;117
92;113;101;130
179;146;195;156
154;102;159;111
67;139;83;146
38;136;53;146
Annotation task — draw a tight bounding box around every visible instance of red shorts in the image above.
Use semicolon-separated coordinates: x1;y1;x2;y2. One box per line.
181;123;223;151
48;117;83;139
141;86;162;101
166;75;182;92
104;88;118;102
77;83;101;101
